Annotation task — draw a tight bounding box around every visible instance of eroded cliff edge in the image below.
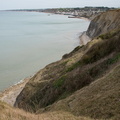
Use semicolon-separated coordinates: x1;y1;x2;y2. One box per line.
15;9;120;120
86;9;120;38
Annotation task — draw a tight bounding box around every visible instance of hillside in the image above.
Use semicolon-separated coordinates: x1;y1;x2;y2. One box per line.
0;101;93;120
44;61;120;120
0;9;120;120
14;9;120;120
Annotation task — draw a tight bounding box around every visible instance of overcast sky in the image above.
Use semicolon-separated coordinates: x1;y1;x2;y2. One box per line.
0;0;120;10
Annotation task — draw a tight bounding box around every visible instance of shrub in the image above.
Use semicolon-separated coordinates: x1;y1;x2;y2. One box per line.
53;75;66;88
65;61;81;72
82;30;120;64
62;45;83;59
106;53;120;65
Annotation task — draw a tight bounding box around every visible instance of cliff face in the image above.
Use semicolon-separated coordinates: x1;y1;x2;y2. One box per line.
86;9;120;38
15;9;120;120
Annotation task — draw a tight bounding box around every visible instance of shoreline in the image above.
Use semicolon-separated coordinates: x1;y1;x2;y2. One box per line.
43;11;91;21
7;10;91;21
0;11;91;106
0;31;91;106
0;77;31;106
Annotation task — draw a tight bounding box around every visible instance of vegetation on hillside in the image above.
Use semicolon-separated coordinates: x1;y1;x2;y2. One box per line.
14;26;120;120
1;9;120;120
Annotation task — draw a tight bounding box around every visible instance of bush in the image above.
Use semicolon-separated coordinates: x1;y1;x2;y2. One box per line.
82;30;120;64
65;61;81;72
62;46;83;59
53;75;66;88
106;53;120;65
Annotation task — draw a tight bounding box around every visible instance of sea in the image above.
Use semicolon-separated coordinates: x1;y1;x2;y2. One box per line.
0;11;90;91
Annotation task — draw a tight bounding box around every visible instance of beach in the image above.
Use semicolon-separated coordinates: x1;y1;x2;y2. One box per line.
0;77;30;106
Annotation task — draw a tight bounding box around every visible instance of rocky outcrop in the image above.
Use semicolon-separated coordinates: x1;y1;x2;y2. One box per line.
86;9;120;38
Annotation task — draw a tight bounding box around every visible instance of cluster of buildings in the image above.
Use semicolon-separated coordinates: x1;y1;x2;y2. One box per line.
44;7;115;20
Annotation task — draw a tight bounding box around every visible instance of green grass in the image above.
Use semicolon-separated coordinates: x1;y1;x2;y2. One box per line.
106;53;120;64
62;46;83;59
65;61;81;72
53;75;66;88
72;46;83;53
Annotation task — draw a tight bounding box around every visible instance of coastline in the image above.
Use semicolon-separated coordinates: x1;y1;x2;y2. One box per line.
0;31;91;106
0;77;31;106
44;11;91;21
0;11;91;106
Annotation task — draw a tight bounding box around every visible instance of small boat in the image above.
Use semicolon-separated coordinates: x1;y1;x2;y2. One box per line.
68;16;76;18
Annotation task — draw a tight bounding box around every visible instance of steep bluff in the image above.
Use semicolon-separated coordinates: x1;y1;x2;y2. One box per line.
15;9;120;120
86;9;120;38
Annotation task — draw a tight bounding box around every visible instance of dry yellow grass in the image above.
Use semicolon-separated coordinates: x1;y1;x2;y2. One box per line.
0;101;94;120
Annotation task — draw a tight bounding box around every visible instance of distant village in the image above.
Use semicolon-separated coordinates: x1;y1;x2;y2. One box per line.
42;7;115;20
10;7;115;20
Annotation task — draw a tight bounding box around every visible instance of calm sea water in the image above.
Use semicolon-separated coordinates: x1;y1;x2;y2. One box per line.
0;11;90;91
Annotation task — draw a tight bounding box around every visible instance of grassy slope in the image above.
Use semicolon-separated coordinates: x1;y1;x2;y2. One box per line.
14;37;99;111
46;63;120;120
39;29;120;120
0;101;93;120
0;31;120;120
14;27;120;120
